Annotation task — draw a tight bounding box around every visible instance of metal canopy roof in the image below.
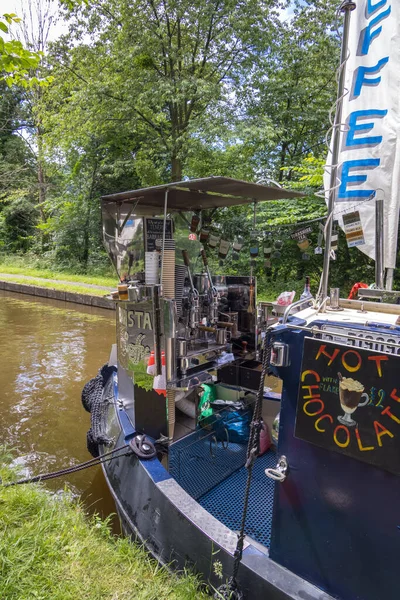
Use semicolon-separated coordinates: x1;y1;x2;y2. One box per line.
101;176;304;211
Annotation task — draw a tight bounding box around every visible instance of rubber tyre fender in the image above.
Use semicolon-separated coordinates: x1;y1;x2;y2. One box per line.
81;377;98;413
87;428;100;458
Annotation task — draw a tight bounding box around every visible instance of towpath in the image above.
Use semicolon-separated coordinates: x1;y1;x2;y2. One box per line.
0;272;114;291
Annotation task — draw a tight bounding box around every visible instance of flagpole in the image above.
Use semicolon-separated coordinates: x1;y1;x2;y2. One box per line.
320;0;356;303
386;269;394;291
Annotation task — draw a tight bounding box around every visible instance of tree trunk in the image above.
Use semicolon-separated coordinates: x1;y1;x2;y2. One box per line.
278;142;288;182
82;207;90;269
37;127;48;251
82;162;99;270
171;157;182;182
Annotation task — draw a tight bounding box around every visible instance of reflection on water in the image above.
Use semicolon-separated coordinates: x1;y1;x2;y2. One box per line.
0;290;118;523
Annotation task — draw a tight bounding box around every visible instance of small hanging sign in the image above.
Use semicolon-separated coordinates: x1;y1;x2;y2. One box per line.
264;247;272;258
291;226;313;241
208;234;220;248
330;221;339;259
298;238;310;252
190;214;200;233
342;211;365;248
233;238;244;252
218;239;230;260
199;229;209;243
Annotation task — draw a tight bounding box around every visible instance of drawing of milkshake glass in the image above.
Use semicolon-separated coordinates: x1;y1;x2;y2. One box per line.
337;372;369;427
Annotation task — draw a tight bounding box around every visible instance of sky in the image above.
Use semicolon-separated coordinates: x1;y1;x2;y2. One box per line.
2;0;67;44
3;0;295;45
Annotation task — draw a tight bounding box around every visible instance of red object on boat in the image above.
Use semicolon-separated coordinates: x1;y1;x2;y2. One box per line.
147;351;167;396
348;282;368;300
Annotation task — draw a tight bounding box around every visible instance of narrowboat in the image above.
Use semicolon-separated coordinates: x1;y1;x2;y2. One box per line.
83;2;400;598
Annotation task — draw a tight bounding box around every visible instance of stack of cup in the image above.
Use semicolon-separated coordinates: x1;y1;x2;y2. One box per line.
175;265;187;316
145;252;160;285
159;239;176;299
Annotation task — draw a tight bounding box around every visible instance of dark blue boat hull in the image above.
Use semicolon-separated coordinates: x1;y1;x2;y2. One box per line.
100;383;334;600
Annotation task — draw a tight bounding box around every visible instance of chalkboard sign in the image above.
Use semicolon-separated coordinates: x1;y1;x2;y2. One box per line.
144;218;173;252
295;337;400;476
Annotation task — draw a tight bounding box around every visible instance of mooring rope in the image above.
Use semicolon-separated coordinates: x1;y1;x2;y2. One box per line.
0;444;130;488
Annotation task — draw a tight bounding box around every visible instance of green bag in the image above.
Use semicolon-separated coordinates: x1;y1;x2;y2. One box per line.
198;384;216;421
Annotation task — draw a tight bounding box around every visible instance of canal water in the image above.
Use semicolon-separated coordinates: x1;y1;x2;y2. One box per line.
0;290;117;521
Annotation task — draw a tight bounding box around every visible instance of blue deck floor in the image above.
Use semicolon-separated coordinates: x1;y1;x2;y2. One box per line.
198;449;276;549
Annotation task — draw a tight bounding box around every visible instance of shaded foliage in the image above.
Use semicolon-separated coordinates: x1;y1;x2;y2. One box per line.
1;0;384;295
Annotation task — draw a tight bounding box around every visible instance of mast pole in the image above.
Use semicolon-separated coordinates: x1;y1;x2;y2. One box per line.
386;269;394;291
375;197;385;289
320;0;356;302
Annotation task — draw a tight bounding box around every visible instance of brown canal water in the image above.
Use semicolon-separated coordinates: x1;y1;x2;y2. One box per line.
0;290;118;522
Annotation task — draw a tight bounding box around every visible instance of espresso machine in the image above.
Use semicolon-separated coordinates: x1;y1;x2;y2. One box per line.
101;177;302;441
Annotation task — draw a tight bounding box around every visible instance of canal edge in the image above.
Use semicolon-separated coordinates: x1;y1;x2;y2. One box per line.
0;280;115;310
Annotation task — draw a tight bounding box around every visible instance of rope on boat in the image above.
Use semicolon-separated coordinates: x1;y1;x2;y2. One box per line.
0;444;130;488
0;435;157;488
214;330;273;600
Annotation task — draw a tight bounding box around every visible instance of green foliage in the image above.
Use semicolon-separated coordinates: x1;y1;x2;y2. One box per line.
0;13;47;88
281;155;325;191
0;197;38;252
0;83;40;254
0;0;382;293
247;0;340;181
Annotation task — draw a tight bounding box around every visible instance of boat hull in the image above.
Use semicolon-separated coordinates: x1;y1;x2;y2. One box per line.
100;398;334;600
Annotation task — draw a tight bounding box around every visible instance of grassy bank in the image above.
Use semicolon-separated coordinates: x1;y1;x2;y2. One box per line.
0;450;207;600
0;273;112;297
0;260;116;288
0;255;315;303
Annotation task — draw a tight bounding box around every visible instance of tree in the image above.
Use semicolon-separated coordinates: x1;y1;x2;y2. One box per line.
0;83;39;253
17;0;59;232
0;5;61;256
48;0;282;182
247;0;340;182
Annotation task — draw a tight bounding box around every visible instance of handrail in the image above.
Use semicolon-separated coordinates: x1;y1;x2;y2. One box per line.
282;298;313;324
285;323;400;350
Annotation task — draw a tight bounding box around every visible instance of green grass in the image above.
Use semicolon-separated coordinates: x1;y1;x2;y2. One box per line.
0;274;112;297
0;449;208;600
0;264;117;287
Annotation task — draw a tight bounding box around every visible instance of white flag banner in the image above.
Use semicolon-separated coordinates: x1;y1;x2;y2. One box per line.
324;0;400;269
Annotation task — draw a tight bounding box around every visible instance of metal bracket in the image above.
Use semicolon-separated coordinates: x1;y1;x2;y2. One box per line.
265;455;288;482
270;342;290;367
